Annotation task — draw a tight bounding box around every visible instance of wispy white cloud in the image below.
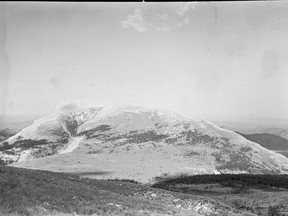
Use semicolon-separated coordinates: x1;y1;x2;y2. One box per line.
154;25;172;32
119;3;196;32
175;3;196;16
119;8;148;32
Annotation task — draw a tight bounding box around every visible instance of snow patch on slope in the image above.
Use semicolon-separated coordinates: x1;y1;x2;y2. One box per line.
59;136;84;154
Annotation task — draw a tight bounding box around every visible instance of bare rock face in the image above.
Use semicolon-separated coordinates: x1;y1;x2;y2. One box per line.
1;102;288;182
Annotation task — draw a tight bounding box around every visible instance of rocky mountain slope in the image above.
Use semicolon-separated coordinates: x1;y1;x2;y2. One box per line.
1;102;288;182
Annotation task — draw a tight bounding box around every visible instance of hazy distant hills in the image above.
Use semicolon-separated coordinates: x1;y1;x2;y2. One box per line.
237;132;288;151
0;115;42;142
242;127;288;141
214;121;288;158
215;120;288;140
236;132;288;158
0;129;15;142
1;102;288;183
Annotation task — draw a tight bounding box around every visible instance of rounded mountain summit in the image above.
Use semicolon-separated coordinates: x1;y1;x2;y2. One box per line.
1;102;288;183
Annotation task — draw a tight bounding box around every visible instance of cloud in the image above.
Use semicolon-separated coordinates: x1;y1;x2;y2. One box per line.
119;8;148;32
175;3;196;16
119;3;196;32
55;100;99;113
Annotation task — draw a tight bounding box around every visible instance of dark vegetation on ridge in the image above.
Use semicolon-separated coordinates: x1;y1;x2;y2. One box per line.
0;138;70;165
0;139;51;152
78;124;112;139
152;174;288;191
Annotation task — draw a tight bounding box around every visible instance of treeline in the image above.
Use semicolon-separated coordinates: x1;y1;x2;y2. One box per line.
0;139;50;151
152;174;288;190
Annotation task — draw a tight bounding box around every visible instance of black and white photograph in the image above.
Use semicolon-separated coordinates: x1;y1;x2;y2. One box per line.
1;1;288;216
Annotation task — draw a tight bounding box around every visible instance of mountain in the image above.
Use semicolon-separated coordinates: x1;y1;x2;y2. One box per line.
1;102;288;183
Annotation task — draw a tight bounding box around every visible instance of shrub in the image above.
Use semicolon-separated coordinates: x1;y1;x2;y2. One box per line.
268;205;281;216
152;174;288;191
78;125;111;139
107;178;140;184
0;142;10;151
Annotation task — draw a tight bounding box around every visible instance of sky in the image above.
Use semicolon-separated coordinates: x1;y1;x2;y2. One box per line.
0;2;288;121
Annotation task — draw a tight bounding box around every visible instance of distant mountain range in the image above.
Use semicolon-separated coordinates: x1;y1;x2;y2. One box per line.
240;127;288;141
0;114;42;142
0;129;15;142
215;120;288;140
214;120;288;158
1;102;288;183
237;132;288;151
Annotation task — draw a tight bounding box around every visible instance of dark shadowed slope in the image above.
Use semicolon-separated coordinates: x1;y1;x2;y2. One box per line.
0;166;254;216
237;132;288;151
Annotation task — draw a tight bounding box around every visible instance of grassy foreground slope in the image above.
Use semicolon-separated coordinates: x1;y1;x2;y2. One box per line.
0;166;253;216
152;174;288;216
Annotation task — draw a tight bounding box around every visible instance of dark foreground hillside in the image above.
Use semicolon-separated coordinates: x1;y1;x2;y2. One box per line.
0;166;253;216
152;174;288;216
